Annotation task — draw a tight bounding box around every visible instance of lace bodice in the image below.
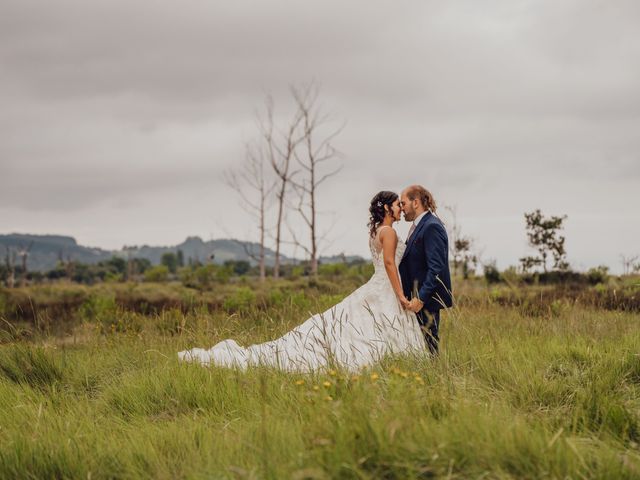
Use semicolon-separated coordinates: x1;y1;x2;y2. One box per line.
369;226;405;274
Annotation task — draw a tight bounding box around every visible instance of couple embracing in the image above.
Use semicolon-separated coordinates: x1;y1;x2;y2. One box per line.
179;185;452;372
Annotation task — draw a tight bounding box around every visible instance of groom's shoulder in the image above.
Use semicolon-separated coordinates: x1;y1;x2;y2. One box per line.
424;215;448;235
424;213;443;227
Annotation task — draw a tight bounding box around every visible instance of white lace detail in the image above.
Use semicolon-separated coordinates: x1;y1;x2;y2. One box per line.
369;225;404;274
178;227;425;372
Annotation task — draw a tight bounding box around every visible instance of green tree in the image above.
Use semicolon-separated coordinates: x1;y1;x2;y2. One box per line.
161;252;178;274
105;256;127;275
520;209;568;273
130;258;151;275
445;205;479;279
483;261;501;284
453;237;478;279
224;260;251;276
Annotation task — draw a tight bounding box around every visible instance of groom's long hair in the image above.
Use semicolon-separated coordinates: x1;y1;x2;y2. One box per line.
406;185;437;213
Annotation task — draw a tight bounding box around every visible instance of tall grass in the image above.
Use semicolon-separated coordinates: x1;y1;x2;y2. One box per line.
0;292;639;477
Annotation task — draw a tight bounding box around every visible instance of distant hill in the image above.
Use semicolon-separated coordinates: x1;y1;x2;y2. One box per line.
0;234;113;272
0;234;365;272
120;236;286;267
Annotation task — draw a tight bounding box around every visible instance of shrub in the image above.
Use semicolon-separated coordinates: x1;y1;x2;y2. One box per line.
289;265;305;279
79;293;143;334
0;289;6;317
222;287;257;313
224;260;251;276
289;291;312;311
483;262;501;284
537;270;587;285
79;294;118;325
98;310;144;335
266;289;286;308
500;266;520;286
318;263;348;277
587;265;609;285
180;264;230;289
155;308;188;335
215;264;234;284
144;265;169;283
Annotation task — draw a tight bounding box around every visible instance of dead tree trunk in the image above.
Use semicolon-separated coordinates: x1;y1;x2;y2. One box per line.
18;241;33;287
4;247;16;288
445;205;462;276
261;95;305;279
289;83;344;276
225;140;275;282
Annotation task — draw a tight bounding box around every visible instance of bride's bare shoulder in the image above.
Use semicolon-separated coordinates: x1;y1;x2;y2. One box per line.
376;225;398;241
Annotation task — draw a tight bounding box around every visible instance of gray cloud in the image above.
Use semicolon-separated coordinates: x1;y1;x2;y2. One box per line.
1;0;639;271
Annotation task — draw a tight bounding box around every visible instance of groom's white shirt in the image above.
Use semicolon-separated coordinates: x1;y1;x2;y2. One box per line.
412;211;428;227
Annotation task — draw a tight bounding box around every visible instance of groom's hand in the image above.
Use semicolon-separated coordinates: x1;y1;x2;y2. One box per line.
399;296;410;310
408;298;424;313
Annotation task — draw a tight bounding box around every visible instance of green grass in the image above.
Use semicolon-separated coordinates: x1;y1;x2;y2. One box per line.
0;292;639;478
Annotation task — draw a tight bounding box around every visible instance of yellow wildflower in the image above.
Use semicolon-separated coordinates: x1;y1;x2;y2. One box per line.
323;381;332;388
370;373;379;381
312;385;320;391
328;369;337;376
294;379;305;386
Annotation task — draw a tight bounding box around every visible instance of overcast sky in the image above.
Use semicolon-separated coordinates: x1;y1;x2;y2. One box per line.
1;0;639;272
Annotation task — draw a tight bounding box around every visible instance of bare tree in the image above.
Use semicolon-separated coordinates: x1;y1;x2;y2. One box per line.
3;246;16;288
288;82;344;276
17;241;33;287
260;95;305;279
445;205;463;275
620;254;639;276
123;246;136;282
64;253;75;280
57;248;72;279
224;140;275;282
444;205;479;279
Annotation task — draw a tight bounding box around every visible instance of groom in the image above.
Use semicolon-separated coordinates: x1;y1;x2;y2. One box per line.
398;185;452;355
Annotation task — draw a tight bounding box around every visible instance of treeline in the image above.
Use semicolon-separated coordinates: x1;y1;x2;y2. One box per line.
0;248;635;291
0;251;373;290
450;208;640;281
482;264;613;286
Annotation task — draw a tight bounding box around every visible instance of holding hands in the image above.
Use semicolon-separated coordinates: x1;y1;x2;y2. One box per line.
406;297;424;313
399;295;410;310
398;295;423;313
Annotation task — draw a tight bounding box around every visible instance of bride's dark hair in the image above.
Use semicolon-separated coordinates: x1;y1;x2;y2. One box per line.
368;191;398;238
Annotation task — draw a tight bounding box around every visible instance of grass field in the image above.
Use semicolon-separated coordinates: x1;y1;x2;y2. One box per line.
1;280;639;479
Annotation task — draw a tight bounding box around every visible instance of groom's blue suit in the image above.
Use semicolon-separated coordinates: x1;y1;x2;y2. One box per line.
398;212;452;354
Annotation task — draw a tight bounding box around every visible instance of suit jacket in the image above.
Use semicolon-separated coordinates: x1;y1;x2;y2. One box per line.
398;212;453;312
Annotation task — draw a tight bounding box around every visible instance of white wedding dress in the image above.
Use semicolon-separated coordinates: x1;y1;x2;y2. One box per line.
178;228;427;372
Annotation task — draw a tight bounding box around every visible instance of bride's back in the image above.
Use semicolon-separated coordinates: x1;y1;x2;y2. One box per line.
369;226;404;273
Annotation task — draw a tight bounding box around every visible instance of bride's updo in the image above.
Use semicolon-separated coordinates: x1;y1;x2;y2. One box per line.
368;191;398;238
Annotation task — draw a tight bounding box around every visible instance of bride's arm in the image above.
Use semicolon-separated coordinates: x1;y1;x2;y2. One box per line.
379;227;409;305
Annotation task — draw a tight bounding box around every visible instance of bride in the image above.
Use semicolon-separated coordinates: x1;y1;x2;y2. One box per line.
178;191;428;372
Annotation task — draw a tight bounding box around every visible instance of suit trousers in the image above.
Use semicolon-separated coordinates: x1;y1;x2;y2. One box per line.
416;309;440;355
